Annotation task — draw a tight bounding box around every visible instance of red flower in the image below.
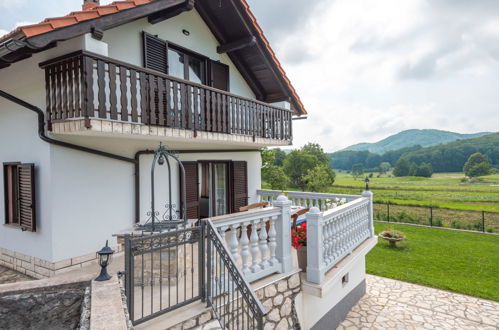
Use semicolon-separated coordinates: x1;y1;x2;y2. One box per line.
291;222;307;249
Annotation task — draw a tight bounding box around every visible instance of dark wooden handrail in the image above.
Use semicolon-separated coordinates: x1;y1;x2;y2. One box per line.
41;51;293;141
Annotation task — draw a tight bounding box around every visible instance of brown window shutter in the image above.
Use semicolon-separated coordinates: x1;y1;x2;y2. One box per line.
143;32;168;74
180;162;199;220
17;164;36;232
209;60;230;92
230;161;248;213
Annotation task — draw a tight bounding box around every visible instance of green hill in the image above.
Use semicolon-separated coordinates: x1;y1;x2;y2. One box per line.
342;129;491;154
330;132;499;172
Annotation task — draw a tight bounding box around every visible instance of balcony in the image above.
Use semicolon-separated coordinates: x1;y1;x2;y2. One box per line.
39;51;293;146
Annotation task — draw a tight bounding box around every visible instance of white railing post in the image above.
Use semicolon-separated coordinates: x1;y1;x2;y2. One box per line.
306;207;325;284
362;190;375;237
273;194;293;273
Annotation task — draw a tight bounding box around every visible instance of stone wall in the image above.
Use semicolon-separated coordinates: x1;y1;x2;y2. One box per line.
0;246;123;279
255;272;302;330
0;281;88;329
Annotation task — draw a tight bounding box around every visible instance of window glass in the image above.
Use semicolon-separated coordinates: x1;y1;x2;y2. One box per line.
214;163;227;216
167;49;184;79
188;57;204;84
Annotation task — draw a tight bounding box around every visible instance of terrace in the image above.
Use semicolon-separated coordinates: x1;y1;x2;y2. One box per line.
38;51;294;147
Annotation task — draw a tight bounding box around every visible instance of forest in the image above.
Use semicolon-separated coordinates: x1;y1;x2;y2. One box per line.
329;133;499;173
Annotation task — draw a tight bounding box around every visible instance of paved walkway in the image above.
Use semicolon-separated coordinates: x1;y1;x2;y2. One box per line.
338;275;499;330
0;265;33;284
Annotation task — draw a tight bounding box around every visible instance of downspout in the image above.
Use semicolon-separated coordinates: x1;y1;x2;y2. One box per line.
0;90;136;164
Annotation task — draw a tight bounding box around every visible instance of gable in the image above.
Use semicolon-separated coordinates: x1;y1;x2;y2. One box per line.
0;0;307;115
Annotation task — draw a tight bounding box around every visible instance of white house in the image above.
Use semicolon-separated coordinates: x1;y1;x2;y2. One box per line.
0;1;376;329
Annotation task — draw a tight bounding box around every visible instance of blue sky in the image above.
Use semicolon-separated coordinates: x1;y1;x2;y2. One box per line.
1;0;498;151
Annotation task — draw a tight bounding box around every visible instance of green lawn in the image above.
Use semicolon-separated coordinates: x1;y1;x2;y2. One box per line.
330;172;499;212
366;223;499;301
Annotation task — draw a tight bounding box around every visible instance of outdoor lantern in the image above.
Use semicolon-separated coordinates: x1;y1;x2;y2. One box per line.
95;240;115;281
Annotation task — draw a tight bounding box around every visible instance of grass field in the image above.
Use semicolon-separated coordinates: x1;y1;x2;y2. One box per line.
366;223;499;301
330;172;499;213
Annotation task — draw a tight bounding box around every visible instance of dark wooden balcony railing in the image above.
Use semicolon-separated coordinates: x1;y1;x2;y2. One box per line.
39;51;293;142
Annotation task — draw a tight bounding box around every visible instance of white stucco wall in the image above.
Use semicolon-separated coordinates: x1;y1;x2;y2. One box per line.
102;9;256;99
0;9;266;263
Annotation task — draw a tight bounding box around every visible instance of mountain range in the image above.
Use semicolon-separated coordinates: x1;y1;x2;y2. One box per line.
341;129;492;154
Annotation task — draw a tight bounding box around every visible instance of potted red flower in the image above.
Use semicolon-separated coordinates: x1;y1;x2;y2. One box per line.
292;222;307;271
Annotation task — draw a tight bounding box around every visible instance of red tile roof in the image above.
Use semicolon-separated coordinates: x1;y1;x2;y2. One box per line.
0;0;307;115
0;0;154;43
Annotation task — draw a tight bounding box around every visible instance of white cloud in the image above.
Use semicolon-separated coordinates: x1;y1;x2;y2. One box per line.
252;0;499;151
0;0;26;8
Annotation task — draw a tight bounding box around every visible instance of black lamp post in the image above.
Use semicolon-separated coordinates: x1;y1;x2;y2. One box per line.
364;177;370;191
95;240;115;281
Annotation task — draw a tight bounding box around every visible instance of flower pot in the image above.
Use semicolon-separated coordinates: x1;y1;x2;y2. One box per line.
379;234;405;247
297;246;307;271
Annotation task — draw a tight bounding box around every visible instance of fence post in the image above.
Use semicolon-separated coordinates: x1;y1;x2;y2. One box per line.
306;207;324;284
387;203;390;222
273;194;293;273
430;207;433;227
482;211;485;232
362;190;375;237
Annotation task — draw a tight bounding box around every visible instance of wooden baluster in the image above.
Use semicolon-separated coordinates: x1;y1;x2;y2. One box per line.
172;81;179;127
157;77;164;126
55;62;62;119
206;90;211;131
73;58;80;118
45;67;52;124
148;75;156;125
139;72;148;124
82;56;94;120
97;60;106;118
67;60;74;118
193;86;199;130
259;218;269;269
199;88;205;131
120;66;128;121
268;217;278;266
130;69;138;123
165;79;172;127
108;63;118;120
186;85;193;129
229;225;240;263
250;220;260;273
240;222;250;275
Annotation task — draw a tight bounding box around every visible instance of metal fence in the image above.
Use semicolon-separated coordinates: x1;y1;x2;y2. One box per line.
205;221;266;330
124;221;266;328
124;226;204;325
374;203;499;233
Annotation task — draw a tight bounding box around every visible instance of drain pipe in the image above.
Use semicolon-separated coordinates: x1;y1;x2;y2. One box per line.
0;89;136;164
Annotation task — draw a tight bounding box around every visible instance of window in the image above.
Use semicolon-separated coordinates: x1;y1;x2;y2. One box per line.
3;163;36;232
143;32;229;91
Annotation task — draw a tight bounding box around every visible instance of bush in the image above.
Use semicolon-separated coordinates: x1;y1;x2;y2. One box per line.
262;165;289;191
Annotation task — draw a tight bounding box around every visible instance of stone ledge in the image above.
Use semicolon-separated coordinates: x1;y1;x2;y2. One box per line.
90;276;128;330
301;237;378;298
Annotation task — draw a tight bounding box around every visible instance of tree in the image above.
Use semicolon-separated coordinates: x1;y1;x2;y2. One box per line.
262;165;289;190
393;158;411;177
463;153;491;177
414;163;433;177
273;149;287;166
378;162;391;175
302;143;330;165
351;163;364;179
303;164;336;192
261;148;276;168
283;150;318;190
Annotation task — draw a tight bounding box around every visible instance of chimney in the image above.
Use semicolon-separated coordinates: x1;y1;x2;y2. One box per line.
83;0;99;11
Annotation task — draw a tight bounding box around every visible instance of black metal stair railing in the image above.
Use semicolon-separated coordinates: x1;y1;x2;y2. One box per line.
205;220;267;330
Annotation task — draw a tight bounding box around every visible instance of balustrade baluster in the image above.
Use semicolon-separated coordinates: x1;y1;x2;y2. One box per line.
229;225;240;263
250;220;260;273
268;217;278;266
240;222;250;275
259;219;269;269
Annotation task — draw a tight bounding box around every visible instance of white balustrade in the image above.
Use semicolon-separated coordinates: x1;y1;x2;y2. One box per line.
257;189;360;211
306;193;374;284
207;195;292;282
